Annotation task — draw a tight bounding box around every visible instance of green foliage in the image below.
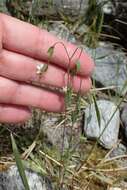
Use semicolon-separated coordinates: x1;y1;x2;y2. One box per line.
70;60;81;76
93;95;101;127
11;133;30;190
84;0;104;47
47;46;55;60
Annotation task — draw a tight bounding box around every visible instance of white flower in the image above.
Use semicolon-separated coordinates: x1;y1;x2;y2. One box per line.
62;86;67;93
36;64;44;75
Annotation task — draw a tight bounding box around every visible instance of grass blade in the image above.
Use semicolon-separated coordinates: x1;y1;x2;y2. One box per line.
11;133;30;190
93;95;101;127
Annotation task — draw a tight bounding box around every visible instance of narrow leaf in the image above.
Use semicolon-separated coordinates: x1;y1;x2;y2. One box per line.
76;60;81;72
70;60;81;76
93;96;101;127
11;133;30;190
47;46;54;59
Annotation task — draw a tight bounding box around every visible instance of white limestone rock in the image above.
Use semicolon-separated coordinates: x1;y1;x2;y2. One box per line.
0;166;52;190
84;100;120;149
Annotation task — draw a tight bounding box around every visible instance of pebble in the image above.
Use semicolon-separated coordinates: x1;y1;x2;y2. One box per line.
41;114;82;151
84;42;127;95
109;143;127;158
0;166;52;190
84;100;120;149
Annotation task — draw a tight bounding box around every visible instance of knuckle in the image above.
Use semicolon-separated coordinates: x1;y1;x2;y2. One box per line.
0;77;19;103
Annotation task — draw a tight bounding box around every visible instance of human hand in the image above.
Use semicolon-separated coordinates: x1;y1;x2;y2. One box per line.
0;13;94;123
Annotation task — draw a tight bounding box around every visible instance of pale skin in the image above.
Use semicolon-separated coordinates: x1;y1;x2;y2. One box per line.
0;13;94;123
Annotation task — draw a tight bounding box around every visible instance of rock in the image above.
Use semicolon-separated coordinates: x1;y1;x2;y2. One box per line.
7;0;89;18
7;0;113;19
0;165;52;190
84;42;127;95
108;143;127;190
84;100;120;149
41;114;82;151
108;143;127;172
48;22;76;43
121;104;127;139
109;143;127;158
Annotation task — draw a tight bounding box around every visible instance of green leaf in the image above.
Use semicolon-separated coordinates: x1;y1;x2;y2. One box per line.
76;60;81;72
47;46;54;59
93;96;101;127
70;60;81;76
11;133;30;190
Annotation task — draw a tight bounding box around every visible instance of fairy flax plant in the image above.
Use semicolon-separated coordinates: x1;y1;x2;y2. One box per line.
9;42;127;190
47;42;84;188
20;42;127;190
45;42;127;189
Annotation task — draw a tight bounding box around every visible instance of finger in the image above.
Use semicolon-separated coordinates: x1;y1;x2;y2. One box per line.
0;49;92;93
0;13;94;76
0;77;64;112
0;104;31;123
